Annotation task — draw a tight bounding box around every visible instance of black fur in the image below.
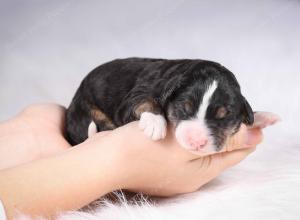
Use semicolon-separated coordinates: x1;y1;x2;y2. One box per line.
66;58;254;149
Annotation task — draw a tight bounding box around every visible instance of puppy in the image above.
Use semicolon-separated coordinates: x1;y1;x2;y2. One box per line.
66;58;279;154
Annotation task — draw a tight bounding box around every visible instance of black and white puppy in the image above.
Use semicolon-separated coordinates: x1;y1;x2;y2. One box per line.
66;58;279;154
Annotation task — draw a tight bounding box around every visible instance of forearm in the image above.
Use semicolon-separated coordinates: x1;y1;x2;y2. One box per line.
0;118;39;170
0;139;118;219
0;107;70;170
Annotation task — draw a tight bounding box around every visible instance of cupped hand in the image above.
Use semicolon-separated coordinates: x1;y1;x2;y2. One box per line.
0;103;263;197
87;122;263;197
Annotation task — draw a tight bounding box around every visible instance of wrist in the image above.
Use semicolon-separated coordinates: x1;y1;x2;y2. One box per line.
79;134;126;194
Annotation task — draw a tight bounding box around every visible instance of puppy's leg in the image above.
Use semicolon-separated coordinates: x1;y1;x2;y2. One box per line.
252;112;281;129
139;112;167;141
88;107;116;137
134;100;167;141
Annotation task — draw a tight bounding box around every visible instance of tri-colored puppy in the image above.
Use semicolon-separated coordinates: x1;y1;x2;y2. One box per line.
66;58;279;154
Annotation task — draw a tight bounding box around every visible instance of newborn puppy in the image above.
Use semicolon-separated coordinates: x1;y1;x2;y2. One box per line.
66;58;279;154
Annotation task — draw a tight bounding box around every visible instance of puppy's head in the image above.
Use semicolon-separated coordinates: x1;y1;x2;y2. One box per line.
166;62;254;154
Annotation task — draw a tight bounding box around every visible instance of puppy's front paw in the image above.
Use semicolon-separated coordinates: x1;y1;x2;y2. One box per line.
253;112;281;129
139;112;167;141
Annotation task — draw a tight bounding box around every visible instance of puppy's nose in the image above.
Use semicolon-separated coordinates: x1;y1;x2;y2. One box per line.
187;135;208;150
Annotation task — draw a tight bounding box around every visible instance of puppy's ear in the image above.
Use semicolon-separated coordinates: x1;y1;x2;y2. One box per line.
241;96;254;125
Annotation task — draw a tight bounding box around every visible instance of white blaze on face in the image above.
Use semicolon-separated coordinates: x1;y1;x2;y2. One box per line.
197;80;218;119
175;80;218;153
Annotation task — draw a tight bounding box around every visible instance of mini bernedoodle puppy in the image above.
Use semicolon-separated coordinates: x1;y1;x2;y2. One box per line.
66;58;280;154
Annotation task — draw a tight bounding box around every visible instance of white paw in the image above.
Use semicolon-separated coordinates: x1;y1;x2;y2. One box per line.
88;121;97;137
139;112;167;141
253;112;281;129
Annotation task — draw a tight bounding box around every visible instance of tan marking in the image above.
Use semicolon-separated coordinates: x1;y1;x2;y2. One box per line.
134;101;155;117
134;100;162;118
90;107;116;129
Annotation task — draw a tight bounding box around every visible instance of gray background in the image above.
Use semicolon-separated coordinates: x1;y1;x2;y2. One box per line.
1;0;299;137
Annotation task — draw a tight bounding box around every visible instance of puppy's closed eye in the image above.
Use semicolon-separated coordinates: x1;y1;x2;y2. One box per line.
184;101;193;113
215;106;228;119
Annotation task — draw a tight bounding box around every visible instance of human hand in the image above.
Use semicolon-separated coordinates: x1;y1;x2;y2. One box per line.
0;103;274;197
0;104;70;169
87;121;263;197
0;104;276;219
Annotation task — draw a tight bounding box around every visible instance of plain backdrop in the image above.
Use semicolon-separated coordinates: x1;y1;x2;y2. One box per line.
1;1;300;220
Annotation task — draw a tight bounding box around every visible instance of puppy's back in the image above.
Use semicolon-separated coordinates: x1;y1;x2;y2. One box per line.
65;58;205;145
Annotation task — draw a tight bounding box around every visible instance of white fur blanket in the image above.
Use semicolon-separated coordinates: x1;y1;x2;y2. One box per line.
1;0;299;219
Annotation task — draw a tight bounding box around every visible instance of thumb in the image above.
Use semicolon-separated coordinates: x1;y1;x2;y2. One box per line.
206;125;263;174
222;124;263;152
212;147;257;172
193;146;257;182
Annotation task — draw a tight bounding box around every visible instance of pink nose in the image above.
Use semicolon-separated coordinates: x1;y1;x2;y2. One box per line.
187;134;208;150
189;139;208;150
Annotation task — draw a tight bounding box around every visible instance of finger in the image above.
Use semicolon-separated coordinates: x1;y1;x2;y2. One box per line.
191;147;256;185
209;147;256;174
187;125;263;159
251;112;281;129
222;125;263;152
220;147;256;168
